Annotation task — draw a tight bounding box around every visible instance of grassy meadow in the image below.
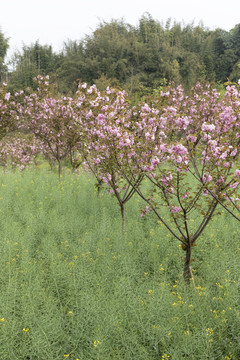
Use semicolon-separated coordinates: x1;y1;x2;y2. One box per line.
0;167;239;360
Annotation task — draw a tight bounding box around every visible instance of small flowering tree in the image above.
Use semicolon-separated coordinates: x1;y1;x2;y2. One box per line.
0;133;42;170
0;82;21;169
76;83;143;228
19;76;82;177
117;83;229;282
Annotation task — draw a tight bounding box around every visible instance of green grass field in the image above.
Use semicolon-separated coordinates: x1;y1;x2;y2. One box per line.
0;168;239;360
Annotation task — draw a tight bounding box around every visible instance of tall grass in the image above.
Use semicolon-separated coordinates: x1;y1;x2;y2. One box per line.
0;168;239;359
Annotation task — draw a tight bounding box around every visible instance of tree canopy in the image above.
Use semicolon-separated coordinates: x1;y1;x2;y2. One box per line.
0;28;9;82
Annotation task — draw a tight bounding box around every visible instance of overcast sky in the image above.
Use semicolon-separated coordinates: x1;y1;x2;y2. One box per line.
1;0;240;59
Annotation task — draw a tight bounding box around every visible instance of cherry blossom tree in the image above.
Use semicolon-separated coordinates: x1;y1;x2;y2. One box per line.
0;133;42;169
116;83;229;282
19;76;82;177
76;83;143;228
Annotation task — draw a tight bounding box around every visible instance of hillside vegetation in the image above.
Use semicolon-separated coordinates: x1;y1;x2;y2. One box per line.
1;14;240;97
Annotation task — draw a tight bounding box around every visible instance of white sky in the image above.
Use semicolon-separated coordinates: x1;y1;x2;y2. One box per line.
1;0;240;60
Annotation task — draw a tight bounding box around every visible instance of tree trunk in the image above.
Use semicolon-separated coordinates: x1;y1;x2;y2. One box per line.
96;180;102;197
57;159;62;179
120;202;126;233
184;244;192;282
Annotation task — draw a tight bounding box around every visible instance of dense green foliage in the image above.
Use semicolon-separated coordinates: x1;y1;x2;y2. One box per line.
0;168;239;359
1;15;240;97
0;28;9;83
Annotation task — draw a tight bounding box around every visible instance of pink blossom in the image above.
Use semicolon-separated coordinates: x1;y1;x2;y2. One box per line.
202;174;212;183
230;182;239;189
170;206;181;213
4;92;10;101
230;149;237;157
151;157;160;166
182;192;191;199
223;162;231;168
140;206;151;217
141;103;151;113
187;135;197;143
175;116;190;130
201;122;216;132
234;169;240;178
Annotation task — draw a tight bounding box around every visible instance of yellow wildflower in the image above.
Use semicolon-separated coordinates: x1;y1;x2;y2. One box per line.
205;328;213;336
93;340;101;347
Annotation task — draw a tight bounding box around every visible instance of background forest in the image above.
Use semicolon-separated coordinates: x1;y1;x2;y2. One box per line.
1;14;240;98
